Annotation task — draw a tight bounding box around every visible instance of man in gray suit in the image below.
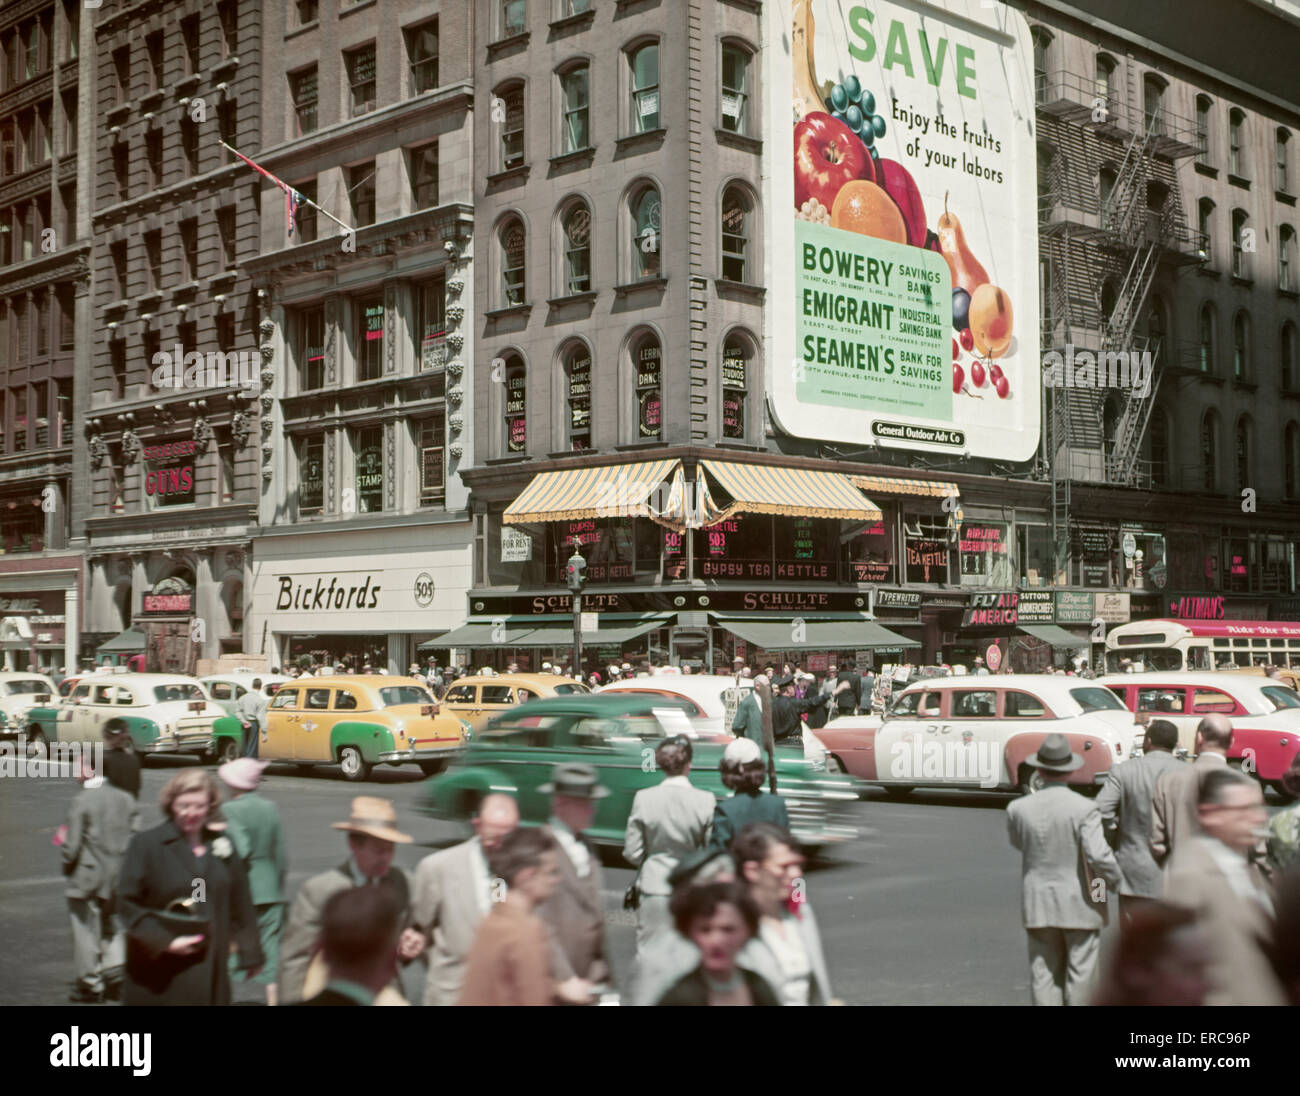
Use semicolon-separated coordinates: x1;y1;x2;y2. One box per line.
235;678;270;759
1006;734;1122;1006
412;792;519;1005
1150;714;1233;867
60;759;138;1002
624;736;716;955
1096;719;1183;925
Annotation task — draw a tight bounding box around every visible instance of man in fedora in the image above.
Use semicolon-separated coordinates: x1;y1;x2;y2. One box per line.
537;763;610;1001
1006;733;1122;1006
277;796;424;1004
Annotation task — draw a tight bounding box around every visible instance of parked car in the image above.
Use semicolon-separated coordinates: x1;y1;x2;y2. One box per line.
422;693;862;850
1097;672;1300;799
814;675;1137;795
1224;665;1300;694
199;672;291;718
439;673;589;733
595;674;754;739
263;675;470;781
23;673;243;762
0;672;58;745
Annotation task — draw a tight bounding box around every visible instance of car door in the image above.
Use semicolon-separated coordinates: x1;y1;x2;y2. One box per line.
443;683;482;729
264;686;301;762
1135;684;1196;753
295;686;336;761
479;684;518;729
874;688;945;785
946;688;1001;787
78;682;119;742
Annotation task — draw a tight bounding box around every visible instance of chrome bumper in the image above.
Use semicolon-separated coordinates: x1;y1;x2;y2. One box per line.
377;744;466;763
140;734;215;754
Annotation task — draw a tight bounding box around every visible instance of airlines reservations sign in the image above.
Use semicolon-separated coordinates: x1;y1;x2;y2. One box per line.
769;1;1039;460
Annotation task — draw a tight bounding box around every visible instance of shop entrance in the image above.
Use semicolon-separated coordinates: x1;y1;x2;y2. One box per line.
670;628;713;670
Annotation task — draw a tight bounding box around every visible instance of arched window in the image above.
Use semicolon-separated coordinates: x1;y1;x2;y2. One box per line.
1143;74;1165;134
1279;128;1293;193
721;333;753;440
1285;422;1300;499
496;82;524;172
1195;94;1212;165
1283;323;1298;392
721;42;752;135
1201;411;1219;491
1149;408;1170;488
1197;197;1214;261
1095;55;1116;113
560;199;591;295
1280;224;1296;292
561;341;591;450
1229;108;1246;177
721;184;754;283
1198;303;1216;372
498;216;526;307
502;352;527;454
632;330;662;440
1235;416;1251;493
1031;28;1051;100
1233;311;1250;379
1231;208;1248;277
630;183;661;280
628;42;659;134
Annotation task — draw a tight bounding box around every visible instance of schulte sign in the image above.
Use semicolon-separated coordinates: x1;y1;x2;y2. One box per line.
771;1;1039;460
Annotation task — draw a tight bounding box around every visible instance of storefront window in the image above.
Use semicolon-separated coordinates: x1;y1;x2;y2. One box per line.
546;518;660;584
484;517;546;587
1017;523;1054;587
773;517;837;581
299;435;324;514
905;515;953;584
695;514;773;581
354;426;384;513
1121;528;1167;592
0;490;45;552
959;521;1012;587
1222;535;1250;594
356;298;384;382
842;510;896;584
1258;535;1294;594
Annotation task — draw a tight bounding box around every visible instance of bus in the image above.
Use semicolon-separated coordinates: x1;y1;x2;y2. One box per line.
1104;618;1300;673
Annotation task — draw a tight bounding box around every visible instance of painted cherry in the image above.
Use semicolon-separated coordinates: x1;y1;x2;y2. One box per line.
994;375;1010;399
959;327;975;353
953;362;965;394
952;337;959;361
971;361;987;388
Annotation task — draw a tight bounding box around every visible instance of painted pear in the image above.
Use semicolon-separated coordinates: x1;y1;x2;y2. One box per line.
935;192;990;295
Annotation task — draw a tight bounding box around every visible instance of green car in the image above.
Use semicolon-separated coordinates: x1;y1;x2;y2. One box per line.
422;693;862;850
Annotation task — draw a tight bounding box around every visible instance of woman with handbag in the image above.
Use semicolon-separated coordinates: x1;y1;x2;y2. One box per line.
117;769;264;1006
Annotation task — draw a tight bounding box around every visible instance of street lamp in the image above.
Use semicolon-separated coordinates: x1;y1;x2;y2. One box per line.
565;550;587;676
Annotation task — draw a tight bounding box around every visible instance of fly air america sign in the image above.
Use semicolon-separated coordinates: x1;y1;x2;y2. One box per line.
769;1;1039;460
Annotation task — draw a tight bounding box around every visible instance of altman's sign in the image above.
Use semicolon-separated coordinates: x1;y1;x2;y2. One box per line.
276;574;382;611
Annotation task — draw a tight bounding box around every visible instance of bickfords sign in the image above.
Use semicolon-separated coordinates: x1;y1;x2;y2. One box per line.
276;574;382;611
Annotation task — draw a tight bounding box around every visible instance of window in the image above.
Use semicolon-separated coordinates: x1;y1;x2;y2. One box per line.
1;120;13;175
1229;109;1246;176
1197;198;1214;262
1137;687;1185;714
62;91;76;156
356;297;384;381
180;219;199;281
13;385;27;445
349;162;375;227
500;217;526;306
1280;129;1293;193
417;414;445;505
500;86;524;170
146;129;163;188
36;102;50;164
218;100;237;161
503;354;527;453
146;31;163;91
1198;304;1215;372
634;332;662;440
409;143;438;208
354;426;384;513
1095;55;1116;116
502;0;526;38
218;0;238;57
181;116;199;175
721;185;752;282
113;142;130;200
299;435;324;513
66;1;79;62
406;20;438;94
629;44;659;134
1195;95;1212;165
1031;28;1049;100
631;185;661;279
334;690;357;711
560;65;589;153
181;14;200;75
1231;209;1248;277
217;207;237;268
113;45;130;105
1201;412;1219;491
952;690;997;717
1233;312;1250;379
144;231;162;292
346;44;376;117
294;0;319;27
1149;409;1169;487
293;179;317;242
1098;165;1117;213
561;201;591;294
1004;691;1047;718
1235;417;1251;492
717;45;756;140
270;687;299;710
61;183;76;242
297;307;325;390
34;293;48;359
57;285;74;352
1286;423;1299;499
290;67;318;136
563;343;591;449
722;335;749;439
110;340;127;401
1192;687;1236;714
111;241;128;300
415;277;446;370
1284;324;1298;391
1281;225;1296;292
1143;75;1164;135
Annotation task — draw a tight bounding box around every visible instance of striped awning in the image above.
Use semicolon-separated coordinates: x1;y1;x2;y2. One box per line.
848;475;959;499
696;460;880;525
503;459;681;525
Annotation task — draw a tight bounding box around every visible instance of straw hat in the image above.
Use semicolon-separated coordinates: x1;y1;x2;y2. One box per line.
331;796;413;844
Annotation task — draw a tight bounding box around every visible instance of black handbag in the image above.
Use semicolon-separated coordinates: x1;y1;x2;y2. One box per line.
153;897;211;943
623;881;641;911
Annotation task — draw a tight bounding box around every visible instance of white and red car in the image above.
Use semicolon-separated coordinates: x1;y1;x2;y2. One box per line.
1097;672;1300;798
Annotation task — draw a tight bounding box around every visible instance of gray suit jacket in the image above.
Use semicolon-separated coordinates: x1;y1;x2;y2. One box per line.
412;839;488;1006
1149;752;1227;867
63;782;138;901
624;777;716;895
1163;835;1287;1006
537;825;608;983
1096;749;1183;897
1007;784;1122;930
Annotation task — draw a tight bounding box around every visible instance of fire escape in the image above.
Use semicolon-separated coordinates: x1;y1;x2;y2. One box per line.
1035;69;1205;579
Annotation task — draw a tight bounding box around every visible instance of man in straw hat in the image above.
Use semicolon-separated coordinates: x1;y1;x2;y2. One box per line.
277;796;424;1004
219;758;286;1005
537;763;611;1001
1006;733;1122;1005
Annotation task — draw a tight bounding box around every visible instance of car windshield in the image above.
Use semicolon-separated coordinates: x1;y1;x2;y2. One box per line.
153;684;206;703
1070;687;1128;713
379;685;435;707
552;683;589;694
6;680;49;695
1261;686;1300;711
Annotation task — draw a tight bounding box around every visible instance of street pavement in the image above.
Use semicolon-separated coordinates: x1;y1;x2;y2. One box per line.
0;756;1287;1006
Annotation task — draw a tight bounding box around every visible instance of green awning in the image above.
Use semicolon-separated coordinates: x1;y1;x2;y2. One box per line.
428;614;671;649
712;614;918;650
1019;624;1089;650
422;621;541;649
97;626;147;654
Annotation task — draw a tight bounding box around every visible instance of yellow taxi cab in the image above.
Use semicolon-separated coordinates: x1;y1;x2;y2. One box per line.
439;672;590;732
263;675;469;781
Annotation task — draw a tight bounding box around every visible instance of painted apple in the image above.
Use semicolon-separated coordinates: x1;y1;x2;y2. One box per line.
794;112;874;213
875;158;928;247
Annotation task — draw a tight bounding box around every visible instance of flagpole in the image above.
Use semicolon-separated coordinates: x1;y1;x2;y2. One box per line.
219;140;352;232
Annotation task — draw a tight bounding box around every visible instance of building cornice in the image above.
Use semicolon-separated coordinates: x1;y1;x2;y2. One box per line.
0;243;91;297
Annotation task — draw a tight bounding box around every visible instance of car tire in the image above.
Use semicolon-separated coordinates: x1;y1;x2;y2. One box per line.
26;729;48;760
214;737;239;766
338;745;372;782
825;755;845;775
1018;764;1045;796
418;760;448;777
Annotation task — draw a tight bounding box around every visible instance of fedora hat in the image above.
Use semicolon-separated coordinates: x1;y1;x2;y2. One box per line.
1026;733;1084;773
331;796;413;844
539;762;610;800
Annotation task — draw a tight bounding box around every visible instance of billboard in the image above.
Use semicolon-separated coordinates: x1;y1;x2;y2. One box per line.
768;1;1039;460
